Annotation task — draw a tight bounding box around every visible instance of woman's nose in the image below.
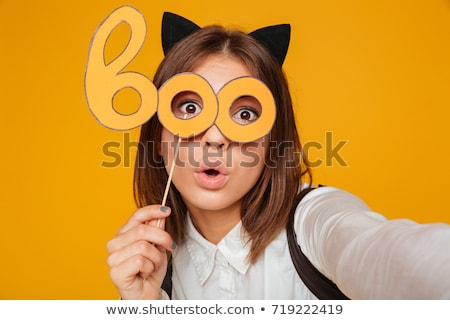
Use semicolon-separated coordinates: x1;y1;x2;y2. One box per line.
201;125;231;150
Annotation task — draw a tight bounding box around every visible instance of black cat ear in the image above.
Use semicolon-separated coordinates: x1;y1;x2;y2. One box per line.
249;24;291;66
162;12;201;55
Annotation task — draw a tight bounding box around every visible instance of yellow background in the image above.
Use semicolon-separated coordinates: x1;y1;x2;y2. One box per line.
1;0;449;299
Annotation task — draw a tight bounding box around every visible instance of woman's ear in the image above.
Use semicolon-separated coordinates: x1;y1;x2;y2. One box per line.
157;140;163;156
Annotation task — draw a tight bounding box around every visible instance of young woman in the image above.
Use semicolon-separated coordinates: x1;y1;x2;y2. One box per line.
106;13;450;300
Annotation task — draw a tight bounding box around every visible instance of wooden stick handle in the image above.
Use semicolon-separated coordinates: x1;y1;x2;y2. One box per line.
156;136;181;229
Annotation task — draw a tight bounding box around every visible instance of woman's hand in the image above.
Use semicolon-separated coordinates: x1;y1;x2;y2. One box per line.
106;205;174;299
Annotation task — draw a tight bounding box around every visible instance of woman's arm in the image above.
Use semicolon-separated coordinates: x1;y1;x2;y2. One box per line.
295;187;450;299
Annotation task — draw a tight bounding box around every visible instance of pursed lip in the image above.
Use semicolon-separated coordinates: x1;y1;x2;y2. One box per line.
194;163;228;189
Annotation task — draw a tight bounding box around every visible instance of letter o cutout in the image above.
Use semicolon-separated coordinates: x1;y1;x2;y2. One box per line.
216;77;276;142
157;73;218;138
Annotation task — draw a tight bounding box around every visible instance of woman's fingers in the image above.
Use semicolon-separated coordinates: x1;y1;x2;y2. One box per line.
107;223;174;253
118;205;171;234
106;205;174;299
110;254;156;285
107;239;165;271
109;252;167;300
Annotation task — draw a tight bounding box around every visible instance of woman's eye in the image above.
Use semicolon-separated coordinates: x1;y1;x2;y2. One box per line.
176;100;202;119
232;108;259;125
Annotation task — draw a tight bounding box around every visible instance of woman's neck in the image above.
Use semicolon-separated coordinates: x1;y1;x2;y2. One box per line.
187;203;241;245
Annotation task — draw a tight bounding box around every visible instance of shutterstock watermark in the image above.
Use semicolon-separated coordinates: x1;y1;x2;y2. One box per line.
100;131;349;169
303;131;348;167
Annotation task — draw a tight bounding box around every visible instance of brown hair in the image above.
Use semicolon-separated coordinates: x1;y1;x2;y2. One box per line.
134;25;311;263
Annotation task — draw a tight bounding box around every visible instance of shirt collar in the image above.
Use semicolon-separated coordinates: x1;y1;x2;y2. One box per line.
185;214;251;285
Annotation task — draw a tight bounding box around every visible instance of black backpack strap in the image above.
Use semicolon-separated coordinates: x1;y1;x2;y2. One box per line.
161;261;173;298
286;187;350;300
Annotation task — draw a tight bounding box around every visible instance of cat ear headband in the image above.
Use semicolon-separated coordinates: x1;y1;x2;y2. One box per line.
162;12;291;66
84;6;290;139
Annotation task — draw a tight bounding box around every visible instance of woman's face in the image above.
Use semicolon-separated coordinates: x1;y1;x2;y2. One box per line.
160;54;267;216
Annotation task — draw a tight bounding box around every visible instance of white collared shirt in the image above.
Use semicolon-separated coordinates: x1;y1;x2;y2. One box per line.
169;186;450;299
